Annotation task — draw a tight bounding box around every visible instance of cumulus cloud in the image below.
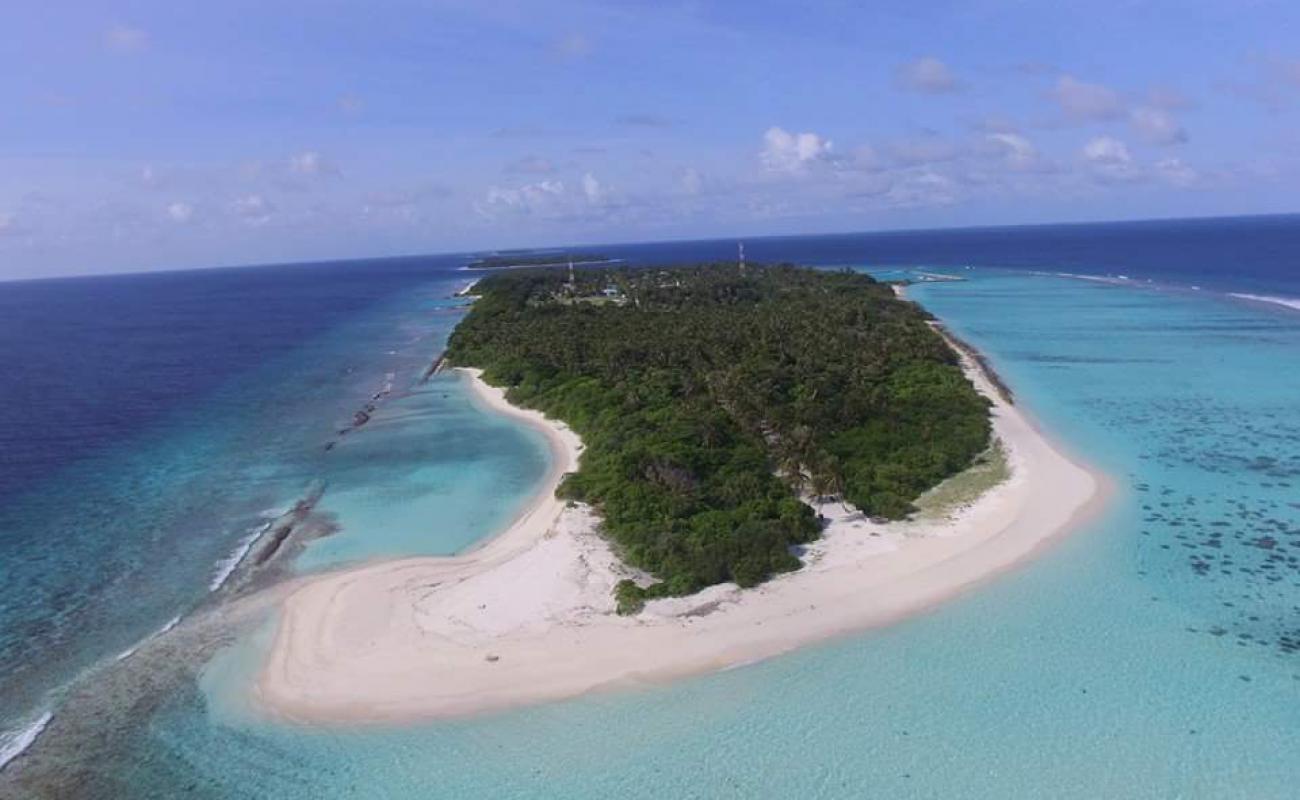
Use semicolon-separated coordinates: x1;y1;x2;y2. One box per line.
984;132;1042;170
1082;135;1131;164
481;180;566;214
760;127;835;173
166;202;194;223
896;57;961;94
230;194;274;225
1082;136;1138;181
1130;106;1187;145
104;24;149;54
1051;76;1124;122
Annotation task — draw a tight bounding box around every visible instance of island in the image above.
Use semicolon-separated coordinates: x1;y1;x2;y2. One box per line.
255;263;1104;723
445;264;992;611
465;252;615;270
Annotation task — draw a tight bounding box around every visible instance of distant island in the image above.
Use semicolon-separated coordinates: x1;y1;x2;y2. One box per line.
447;264;991;611
465;253;614;270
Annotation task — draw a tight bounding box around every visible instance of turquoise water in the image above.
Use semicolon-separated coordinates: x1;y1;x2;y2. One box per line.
51;268;1295;798
0;266;555;795
295;370;548;572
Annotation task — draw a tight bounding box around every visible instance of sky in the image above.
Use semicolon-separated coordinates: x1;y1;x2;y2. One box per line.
2;0;1299;279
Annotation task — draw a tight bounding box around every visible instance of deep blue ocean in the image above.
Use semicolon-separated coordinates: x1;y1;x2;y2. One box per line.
1;215;1298;798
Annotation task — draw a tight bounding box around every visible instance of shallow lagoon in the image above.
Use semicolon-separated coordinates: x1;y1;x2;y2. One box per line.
101;269;1300;799
3;240;1300;797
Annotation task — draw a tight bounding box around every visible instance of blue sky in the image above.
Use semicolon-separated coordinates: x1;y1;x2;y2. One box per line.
2;0;1299;278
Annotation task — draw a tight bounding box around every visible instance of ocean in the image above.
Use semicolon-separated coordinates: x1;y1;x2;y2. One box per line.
1;215;1298;798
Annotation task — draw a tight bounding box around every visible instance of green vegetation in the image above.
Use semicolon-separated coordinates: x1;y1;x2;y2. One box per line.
447;264;991;612
467;252;612;269
912;441;1009;520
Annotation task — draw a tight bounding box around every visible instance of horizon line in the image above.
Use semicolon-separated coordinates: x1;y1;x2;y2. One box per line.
4;209;1297;286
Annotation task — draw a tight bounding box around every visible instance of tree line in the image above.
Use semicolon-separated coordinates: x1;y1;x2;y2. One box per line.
446;263;991;612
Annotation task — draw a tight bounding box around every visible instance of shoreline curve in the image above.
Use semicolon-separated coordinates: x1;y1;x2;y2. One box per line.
255;338;1108;724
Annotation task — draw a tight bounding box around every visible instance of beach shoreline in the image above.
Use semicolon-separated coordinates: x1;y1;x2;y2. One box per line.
255;336;1108;724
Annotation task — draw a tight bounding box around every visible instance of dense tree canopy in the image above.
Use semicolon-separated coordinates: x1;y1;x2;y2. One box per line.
447;264;991;611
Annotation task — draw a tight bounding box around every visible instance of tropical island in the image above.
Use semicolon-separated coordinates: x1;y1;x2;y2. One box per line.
255;263;1103;723
445;264;991;610
465;252;614;270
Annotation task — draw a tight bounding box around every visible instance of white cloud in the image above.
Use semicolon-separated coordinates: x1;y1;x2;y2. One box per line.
896;57;961;94
104;24;149;54
230;194;274;225
481;180;566;214
1130;106;1187;145
166;202;194;223
1052;76;1124;122
760;127;834;173
1082;136;1138;182
1155;158;1198;187
581;172;603;203
1082;136;1131;164
985;132;1041;170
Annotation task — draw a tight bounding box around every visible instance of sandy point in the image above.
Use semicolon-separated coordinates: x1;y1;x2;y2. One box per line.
255;356;1108;724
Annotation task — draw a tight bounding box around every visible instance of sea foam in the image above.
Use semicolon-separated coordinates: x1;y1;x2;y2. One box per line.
115;614;184;662
1229;292;1300;312
209;522;272;591
0;711;52;772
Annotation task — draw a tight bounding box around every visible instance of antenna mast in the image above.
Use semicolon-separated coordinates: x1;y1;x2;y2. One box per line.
738;241;746;273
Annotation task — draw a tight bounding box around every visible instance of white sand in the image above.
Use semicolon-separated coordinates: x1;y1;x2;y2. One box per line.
256;354;1106;723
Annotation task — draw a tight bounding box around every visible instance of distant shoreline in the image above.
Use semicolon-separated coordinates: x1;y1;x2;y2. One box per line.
254;297;1108;723
460;258;623;272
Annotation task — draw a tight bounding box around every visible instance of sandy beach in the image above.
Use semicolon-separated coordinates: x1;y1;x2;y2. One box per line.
256;346;1107;723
